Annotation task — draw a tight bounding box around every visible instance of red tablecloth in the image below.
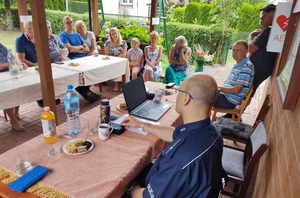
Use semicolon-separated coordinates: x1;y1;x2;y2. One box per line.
0;82;180;198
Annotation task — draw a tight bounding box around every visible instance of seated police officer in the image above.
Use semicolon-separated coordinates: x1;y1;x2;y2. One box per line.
122;74;224;198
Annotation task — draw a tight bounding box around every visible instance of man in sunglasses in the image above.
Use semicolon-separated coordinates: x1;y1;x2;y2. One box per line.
123;74;224;198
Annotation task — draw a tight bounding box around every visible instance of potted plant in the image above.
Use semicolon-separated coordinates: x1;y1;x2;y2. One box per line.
194;51;207;72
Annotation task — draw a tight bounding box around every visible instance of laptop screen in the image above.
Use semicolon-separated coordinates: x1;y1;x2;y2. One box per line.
122;77;147;112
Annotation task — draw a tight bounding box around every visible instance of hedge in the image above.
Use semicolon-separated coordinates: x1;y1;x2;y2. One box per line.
167;22;232;64
0;8;20;28
184;2;213;25
174;7;185;22
236;3;265;32
68;0;89;14
45;0;65;11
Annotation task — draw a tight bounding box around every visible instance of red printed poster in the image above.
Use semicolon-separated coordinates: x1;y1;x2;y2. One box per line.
267;2;292;53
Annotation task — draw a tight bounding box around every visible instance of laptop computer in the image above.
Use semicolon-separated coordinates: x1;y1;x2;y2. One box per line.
122;77;171;121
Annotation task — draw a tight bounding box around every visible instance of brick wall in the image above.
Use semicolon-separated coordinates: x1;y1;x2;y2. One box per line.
252;79;300;198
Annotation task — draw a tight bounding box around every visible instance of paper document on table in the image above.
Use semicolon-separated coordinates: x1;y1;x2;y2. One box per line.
113;114;160;136
126;127;148;136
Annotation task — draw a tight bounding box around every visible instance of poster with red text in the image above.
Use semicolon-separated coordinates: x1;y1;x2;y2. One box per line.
267;2;292;53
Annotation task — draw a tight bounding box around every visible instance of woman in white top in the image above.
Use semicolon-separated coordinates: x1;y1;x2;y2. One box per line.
74;20;98;55
144;31;162;82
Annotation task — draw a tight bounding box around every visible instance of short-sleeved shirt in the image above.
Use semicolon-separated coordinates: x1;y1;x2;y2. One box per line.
104;40;127;56
59;32;86;59
82;31;96;49
48;35;67;63
223;57;254;105
0;43;8;63
0;43;8;72
249;27;278;85
127;48;143;67
16;34;37;63
143;118;224;198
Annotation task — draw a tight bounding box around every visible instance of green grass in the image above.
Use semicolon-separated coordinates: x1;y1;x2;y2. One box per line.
0;30;21;52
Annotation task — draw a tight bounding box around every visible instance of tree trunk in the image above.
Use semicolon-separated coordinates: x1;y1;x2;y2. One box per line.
4;0;14;30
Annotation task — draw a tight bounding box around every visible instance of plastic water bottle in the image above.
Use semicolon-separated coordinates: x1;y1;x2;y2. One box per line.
7;49;20;77
64;84;80;136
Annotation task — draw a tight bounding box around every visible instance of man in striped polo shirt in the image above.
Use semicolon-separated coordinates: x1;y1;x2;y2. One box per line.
214;40;254;111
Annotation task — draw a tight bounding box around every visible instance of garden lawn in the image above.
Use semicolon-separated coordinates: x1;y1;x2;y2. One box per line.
0;30;21;52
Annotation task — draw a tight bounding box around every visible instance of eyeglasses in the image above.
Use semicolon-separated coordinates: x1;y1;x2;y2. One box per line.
172;87;195;100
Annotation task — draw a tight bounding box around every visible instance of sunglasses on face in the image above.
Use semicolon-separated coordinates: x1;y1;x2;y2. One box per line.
65;21;73;24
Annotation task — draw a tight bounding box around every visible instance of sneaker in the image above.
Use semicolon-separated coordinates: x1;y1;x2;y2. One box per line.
84;91;100;103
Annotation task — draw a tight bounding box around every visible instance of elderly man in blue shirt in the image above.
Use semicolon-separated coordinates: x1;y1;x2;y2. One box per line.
16;21;37;67
214;40;254;112
123;74;224;198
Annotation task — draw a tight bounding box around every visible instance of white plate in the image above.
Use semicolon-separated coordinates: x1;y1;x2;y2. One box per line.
62;138;94;156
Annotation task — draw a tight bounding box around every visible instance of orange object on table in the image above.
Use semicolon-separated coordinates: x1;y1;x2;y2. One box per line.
0;183;39;198
0;82;180;198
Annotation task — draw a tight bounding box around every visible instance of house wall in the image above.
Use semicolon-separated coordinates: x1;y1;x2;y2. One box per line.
103;0;151;18
253;1;300;197
252;76;300;198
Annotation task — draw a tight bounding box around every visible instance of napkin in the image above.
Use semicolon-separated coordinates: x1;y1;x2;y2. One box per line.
8;166;48;193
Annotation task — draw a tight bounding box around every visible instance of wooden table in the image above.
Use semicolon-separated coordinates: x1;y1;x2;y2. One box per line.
0;82;180;198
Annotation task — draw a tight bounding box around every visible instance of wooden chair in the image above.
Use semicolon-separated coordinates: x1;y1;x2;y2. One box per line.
221;122;268;198
214;95;271;149
211;87;254;122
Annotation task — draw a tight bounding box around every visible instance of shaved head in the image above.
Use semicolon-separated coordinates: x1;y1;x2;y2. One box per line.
176;74;217;115
183;74;217;106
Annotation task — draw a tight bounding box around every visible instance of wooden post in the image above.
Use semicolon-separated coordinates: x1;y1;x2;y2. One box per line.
150;0;158;32
90;0;100;35
16;0;29;32
29;0;57;118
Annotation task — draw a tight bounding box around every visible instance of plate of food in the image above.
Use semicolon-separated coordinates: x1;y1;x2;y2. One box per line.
62;138;94;156
68;62;80;67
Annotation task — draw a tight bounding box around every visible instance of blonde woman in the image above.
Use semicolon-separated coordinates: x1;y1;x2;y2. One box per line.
144;31;162;82
127;38;143;80
104;27;127;58
104;27;127;91
74;20;97;55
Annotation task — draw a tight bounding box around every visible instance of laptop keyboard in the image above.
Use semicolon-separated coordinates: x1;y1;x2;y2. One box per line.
133;101;169;119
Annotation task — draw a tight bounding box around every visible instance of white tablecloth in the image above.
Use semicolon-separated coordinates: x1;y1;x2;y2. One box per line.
52;55;129;86
0;67;78;109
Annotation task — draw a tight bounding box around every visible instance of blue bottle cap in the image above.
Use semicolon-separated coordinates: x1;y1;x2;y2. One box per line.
67;84;73;90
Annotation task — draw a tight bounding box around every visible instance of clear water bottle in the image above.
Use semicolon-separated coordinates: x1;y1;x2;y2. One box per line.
7;49;20;77
63;84;80;136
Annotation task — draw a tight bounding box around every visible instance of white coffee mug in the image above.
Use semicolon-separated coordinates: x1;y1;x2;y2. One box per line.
98;123;113;141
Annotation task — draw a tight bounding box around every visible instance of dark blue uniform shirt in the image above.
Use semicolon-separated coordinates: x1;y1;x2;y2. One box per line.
16;34;37;63
143;118;224;198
